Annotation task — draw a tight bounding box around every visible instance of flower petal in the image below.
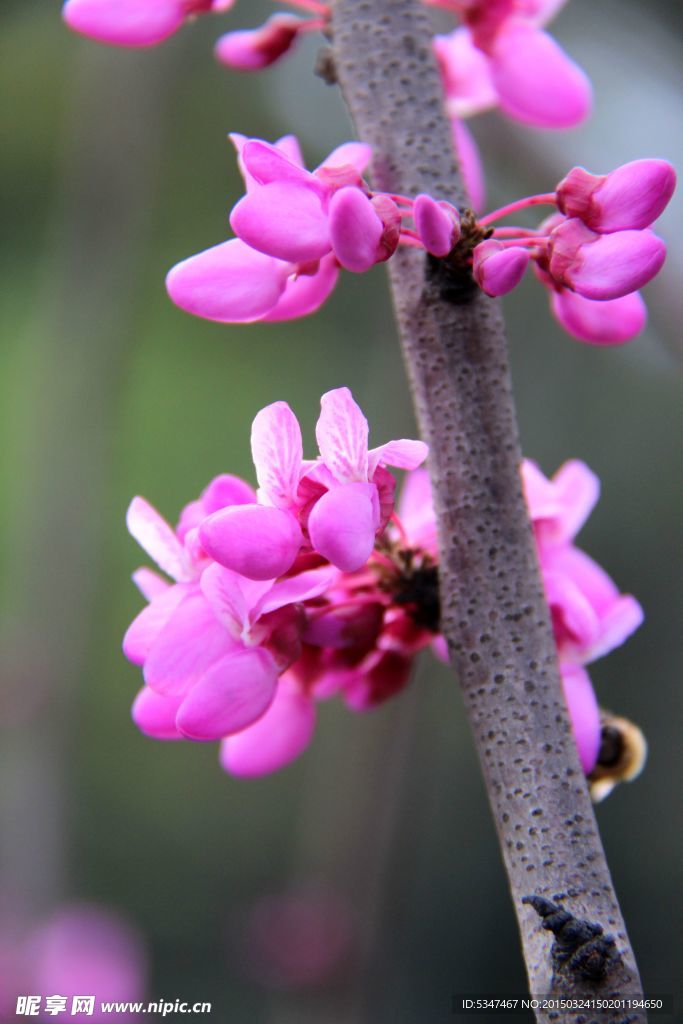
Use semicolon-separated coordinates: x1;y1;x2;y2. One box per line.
451;118;486;213
251;400;303;508
131;567;170;602
131;686;183;740
176;648;277;741
63;0;184;47
565;230;666;301
126;497;190;581
166;238;288;323
316;387;369;483
199;504;302;580
231;182;331;263
214;14;302;71
367;439;429;477
308;482;379;572
256;565;338;616
263;255;340;322
240;139;314;188
320;142;373;175
435;28;498;118
329;187;384;272
122;583;189;666
560;663;601;774
219;674;315;777
550;288;647;345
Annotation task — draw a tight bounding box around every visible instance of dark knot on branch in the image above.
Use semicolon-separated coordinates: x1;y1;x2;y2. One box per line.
522;895;619;982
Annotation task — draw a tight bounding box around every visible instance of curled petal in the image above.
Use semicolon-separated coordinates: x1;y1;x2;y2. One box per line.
214;14;303;71
239;139;315;189
63;0;184;46
219;674;315;777
473;240;529;296
251;401;303;508
414;194;460;257
308;482;379;572
367;439;429;477
199;505;302;580
550;288;647;345
490;24;592;128
329;187;384;272
263;255;340;322
560;664;601;774
166;239;288;323
126;497;190;581
176;648;278;741
230;182;331;263
316;387;369;483
131;686;183;740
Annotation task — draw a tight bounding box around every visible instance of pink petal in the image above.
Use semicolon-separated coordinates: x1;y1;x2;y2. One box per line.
166;238;288;323
200;474;257;514
490;24;592;128
143;591;235;697
131;686;183;740
214;14;302;71
585;596;644;664
320;142;373;175
63;0;184;47
328;187;384;272
230;182;331;263
558;159;677;233
219;674;315;777
199;504;302;580
560;663;600;774
367;439;429;477
315;387;369;483
434;28;498;117
256;565;338;616
564;230;666;301
308;482;379;572
131;567;170;602
122;583;189;666
413;194;460;257
472;240;530;296
550;288;647;345
240;139;315;189
251;400;303;508
200;563;272;639
263;255;340;322
396;469;437;550
126;497;190;581
176;648;277;741
543;569;601;658
451;118;486;213
516;0;569;25
548;461;600;543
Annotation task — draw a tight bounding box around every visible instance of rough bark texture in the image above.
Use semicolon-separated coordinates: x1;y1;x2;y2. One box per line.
331;2;646;1020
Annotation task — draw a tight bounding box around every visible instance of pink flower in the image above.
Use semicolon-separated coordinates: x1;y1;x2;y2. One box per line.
472;239;530;296
215;14;305;71
522;458;600;548
549;287;648;346
413;194;461;257
556;160;677;233
62;0;230;48
560;663;601;774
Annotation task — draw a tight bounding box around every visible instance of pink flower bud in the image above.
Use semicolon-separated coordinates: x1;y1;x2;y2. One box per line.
62;0;186;46
328;187;385;272
556;159;677;232
370;195;402;263
413;194;461;257
472;239;530;296
549;289;647;345
214;14;303;71
548;219;667;300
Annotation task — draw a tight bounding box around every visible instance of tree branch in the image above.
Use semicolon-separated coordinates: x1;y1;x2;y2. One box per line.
330;1;646;1019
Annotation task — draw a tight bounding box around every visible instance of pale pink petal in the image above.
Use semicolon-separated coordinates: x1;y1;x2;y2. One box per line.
560;663;601;774
543;569;600;659
550;288;647;345
143;591;235;697
396;469;437;550
413;194;460;257
199;505;302;580
316;387;369;483
563;230;666;301
256;565;338;616
199;563;269;637
490;23;592;128
131;567;169;602
585;596;644;664
435;29;498;117
451;118;486;212
214;14;302;71
240;139;315;188
274;134;305;167
63;0;184;47
320;142;373;174
126;497;190;581
251;400;303;508
122;584;189;666
219;675;315;776
308;482;379;572
367;439;429;477
131;686;183;740
166;238;289;323
329;187;384;272
176;648;277;741
230;182;331;263
549;460;600;542
263;255;340;322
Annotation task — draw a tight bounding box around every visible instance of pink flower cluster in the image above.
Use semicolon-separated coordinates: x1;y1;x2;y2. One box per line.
124;389;641;779
167;135;674;345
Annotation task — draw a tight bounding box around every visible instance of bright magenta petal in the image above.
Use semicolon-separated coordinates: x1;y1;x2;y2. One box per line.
231;182;331;263
240;139;314;188
219;675;315;777
316;388;369;483
63;0;184;46
452;118;486;213
560;664;600;774
131;686;183;740
122;584;189;666
199;505;302;580
566;230;666;301
550;288;647;345
329;187;384;272
166;239;288;323
176;648;277;741
435;28;497;117
367;439;429;476
214;14;302;71
263;256;340;322
308;482;379;572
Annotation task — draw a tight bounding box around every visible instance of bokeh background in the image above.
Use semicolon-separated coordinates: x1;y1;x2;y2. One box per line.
1;1;681;1020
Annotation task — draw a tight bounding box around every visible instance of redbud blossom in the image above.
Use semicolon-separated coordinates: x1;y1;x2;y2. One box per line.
556;159;677;233
413;194;461;257
215;14;304;71
472;239;530;296
62;0;229;47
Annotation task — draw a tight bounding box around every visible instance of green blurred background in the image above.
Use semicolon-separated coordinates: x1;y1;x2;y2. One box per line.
1;1;681;1020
